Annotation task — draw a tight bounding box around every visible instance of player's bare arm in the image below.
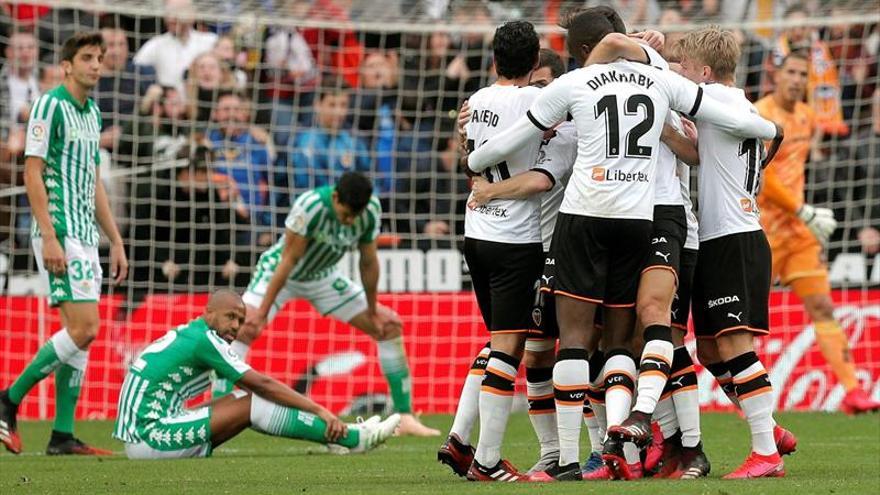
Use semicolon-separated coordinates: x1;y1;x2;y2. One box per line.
24;156;65;275
661;122;700;166
237;369;347;441
250;231;308;327
94;167;128;285
357;241;380;317
585;32;651;66
468;171;553;208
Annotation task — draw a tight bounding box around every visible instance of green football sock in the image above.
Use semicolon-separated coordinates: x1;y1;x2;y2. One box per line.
53;364;84;434
8;329;78;405
378;337;413;414
250;395;359;447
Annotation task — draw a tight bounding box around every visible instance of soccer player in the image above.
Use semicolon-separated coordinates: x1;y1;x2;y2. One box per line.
453;21;560;482
440;48;577;479
468;16;778;482
113;290;399;459
217;171;438;437
756;53;880;414
672;27;789;479
0;32;128;455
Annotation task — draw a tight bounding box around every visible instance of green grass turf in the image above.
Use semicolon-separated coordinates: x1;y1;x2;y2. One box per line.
1;412;878;494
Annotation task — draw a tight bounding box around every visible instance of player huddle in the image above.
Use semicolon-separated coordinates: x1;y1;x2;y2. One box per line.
436;6;867;483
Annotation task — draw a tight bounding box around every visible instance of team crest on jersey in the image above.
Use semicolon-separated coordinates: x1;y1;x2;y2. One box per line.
532;307;542;327
30;122;47;142
740;198;754;212
592;167;606;182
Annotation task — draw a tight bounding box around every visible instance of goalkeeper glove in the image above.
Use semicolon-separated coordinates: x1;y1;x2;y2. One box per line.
797;204;837;243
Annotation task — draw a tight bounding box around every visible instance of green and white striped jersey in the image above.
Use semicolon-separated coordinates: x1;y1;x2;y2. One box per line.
24;85;102;246
113;318;251;444
256;186;381;282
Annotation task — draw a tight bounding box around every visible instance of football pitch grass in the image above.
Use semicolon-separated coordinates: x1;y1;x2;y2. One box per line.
1;412;878;494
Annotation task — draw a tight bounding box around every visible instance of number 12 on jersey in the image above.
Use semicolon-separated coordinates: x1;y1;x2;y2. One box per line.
595;94;656;159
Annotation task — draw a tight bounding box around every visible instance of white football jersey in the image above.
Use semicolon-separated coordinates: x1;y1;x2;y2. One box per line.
464;85;545;243
695;84;766;241
641;45;684;208
527;61;777;221
538;121;577;251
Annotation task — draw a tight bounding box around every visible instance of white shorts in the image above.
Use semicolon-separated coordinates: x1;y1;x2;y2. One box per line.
124;441;211;460
244;269;367;322
32;236;102;306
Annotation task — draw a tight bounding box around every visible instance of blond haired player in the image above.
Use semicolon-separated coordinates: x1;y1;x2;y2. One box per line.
756;52;880;414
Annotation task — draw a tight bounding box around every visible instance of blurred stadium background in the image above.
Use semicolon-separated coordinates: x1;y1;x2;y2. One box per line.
0;0;878;421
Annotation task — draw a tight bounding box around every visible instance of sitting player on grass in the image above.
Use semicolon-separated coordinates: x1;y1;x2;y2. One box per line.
113;290;399;459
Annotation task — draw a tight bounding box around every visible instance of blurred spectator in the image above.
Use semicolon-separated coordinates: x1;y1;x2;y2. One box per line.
300;0;365;87
658;8;686;60
213;35;248;88
401;31;469;116
206;91;273;242
137;146;249;288
96;21;158;131
286;80;371;194
0;29;38;134
851;89;880;244
354;51;400;196
826;11;878;126
766;3;848;136
588;0;660;26
448;3;493;92
186;52;239;125
133;0;218;91
394;120;467;250
733;28;767;101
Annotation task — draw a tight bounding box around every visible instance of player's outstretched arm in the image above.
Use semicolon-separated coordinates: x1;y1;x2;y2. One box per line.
95;167;128;284
467;116;544;174
585;32;651;66
468;171;553;208
238;369;346;441
251;231;307;326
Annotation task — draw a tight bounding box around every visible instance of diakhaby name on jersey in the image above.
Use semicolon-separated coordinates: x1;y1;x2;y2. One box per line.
586;70;656;91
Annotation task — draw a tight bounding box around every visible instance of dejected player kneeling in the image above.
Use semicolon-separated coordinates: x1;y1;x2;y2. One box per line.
113;290;399;459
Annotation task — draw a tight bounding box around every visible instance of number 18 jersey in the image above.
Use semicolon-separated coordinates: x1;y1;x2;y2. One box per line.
695;84;765;241
465;84;545;244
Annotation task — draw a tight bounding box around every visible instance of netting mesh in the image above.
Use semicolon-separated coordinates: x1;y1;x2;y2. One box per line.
0;0;879;418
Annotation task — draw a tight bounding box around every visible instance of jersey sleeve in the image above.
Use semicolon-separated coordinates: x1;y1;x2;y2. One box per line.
664;74;777;140
284;190;322;237
198;330;251;382
24;95;59;160
759;163;802;214
534;122;577;184
359;196;382;244
526;74;574;131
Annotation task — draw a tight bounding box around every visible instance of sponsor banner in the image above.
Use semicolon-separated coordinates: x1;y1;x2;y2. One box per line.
1;290;878;419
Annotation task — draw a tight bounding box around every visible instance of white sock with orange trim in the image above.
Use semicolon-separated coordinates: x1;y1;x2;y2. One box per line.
553;348;590;467
633;325;674;415
449;343;490;444
727;351;776;456
474;350;520;467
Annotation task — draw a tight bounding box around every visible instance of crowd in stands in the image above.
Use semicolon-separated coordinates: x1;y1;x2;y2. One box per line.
0;0;877;292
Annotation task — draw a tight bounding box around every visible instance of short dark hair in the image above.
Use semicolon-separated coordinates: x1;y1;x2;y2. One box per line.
492;21;539;79
335;171;373;213
187;145;213;172
537;48;566;79
317;75;351;102
560;6;625;65
779;50;810;68
216;89;241;102
60;32;106;63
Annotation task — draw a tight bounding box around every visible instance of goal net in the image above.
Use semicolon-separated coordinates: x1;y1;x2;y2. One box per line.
1;0;878;420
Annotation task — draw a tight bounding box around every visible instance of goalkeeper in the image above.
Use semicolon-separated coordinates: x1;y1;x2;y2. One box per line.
113;290;400;459
215;171;439;436
756;52;880;414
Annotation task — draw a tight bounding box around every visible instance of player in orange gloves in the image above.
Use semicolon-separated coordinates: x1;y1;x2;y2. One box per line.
756;52;880;414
